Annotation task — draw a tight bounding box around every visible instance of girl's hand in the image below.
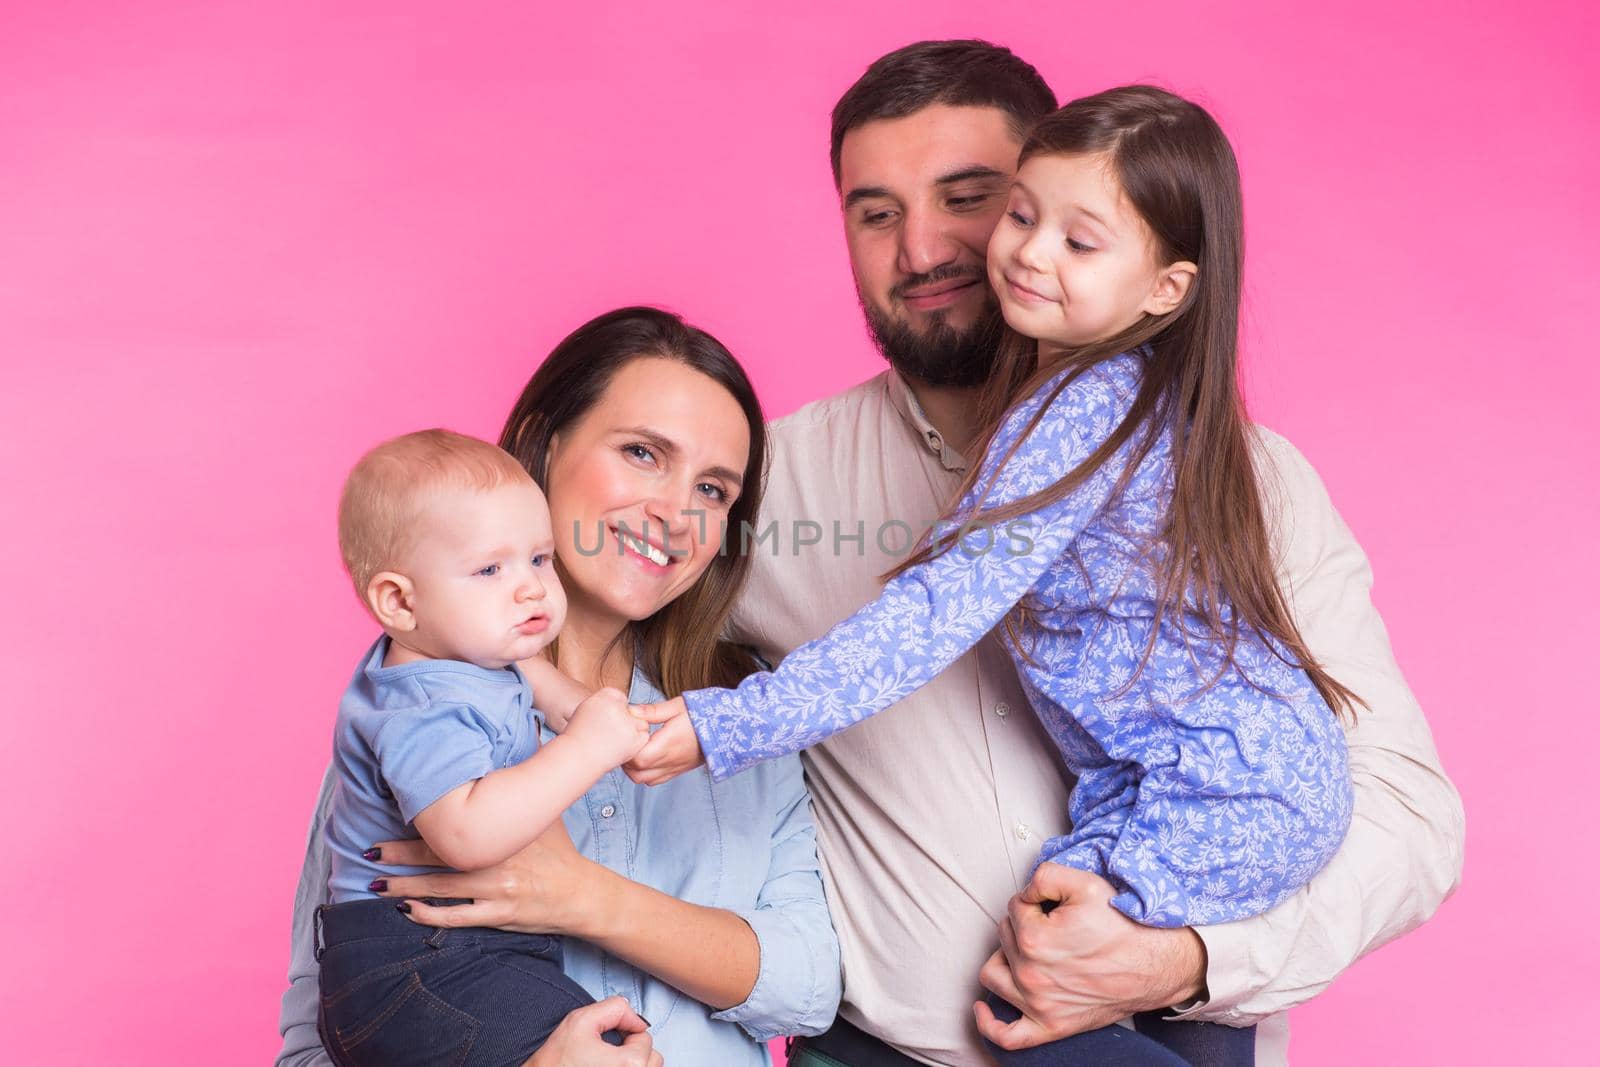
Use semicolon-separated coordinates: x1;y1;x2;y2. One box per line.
523;996;661;1067
370;823;607;938
623;697;704;785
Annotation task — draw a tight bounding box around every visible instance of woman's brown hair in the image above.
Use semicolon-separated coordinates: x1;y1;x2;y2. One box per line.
499;306;767;698
892;86;1361;720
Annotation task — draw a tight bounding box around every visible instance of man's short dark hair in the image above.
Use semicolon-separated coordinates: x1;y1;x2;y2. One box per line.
829;40;1057;185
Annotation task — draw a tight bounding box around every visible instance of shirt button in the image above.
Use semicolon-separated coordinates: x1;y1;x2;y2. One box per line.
995;702;1010;719
1014;822;1030;841
600;804;617;819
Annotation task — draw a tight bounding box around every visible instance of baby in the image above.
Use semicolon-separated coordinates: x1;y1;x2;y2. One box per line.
316;428;648;1067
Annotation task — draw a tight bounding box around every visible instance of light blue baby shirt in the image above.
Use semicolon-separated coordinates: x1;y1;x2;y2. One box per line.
326;636;537;902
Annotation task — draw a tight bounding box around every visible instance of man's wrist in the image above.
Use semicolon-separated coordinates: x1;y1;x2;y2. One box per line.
1156;927;1209;1009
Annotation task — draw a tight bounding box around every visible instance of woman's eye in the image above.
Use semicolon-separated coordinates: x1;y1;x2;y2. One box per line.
1067;238;1095;253
1007;210;1033;227
476;563;500;577
697;483;727;503
623;443;656;463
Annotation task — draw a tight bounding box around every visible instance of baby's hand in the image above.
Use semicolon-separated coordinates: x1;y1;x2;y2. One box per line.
564;687;650;766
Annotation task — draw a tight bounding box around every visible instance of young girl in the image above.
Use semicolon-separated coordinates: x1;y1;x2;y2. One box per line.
632;86;1359;1065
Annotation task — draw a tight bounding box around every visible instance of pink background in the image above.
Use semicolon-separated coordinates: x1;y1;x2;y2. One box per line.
2;1;1595;1063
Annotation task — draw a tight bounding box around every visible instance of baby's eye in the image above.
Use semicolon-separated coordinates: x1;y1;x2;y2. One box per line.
530;554;549;568
476;563;500;577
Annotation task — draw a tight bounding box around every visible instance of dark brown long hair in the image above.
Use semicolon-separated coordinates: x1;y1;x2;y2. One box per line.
499;306;768;698
892;86;1361;720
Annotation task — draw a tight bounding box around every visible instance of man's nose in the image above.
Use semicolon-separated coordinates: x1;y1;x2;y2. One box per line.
897;206;959;277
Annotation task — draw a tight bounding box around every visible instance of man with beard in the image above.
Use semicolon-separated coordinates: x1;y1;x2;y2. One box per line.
723;40;1464;1067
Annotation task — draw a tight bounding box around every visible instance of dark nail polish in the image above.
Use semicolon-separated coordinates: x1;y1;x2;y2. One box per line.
395;901;411;914
368;879;388;892
639;1014;652;1028
362;847;382;861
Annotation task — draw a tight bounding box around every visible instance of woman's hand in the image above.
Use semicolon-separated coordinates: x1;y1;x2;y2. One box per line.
370;823;610;938
523;996;661;1067
623;698;704;785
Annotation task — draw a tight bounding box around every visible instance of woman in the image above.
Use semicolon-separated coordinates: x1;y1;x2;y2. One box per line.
277;307;840;1066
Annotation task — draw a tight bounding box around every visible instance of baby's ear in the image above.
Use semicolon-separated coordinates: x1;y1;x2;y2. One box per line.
367;572;417;631
1143;259;1198;317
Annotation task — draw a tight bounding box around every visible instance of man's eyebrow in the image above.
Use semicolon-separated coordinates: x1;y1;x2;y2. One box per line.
843;185;894;209
619;426;744;489
843;166;1008;210
935;165;1009;187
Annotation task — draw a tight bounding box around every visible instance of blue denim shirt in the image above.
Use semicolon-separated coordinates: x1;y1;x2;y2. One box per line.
277;668;840;1066
328;636;539;902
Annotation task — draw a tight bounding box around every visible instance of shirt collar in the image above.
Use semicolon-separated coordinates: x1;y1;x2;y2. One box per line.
885;371;970;473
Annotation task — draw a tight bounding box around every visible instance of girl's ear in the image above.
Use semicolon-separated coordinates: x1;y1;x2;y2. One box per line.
368;572;418;631
1143;260;1198;317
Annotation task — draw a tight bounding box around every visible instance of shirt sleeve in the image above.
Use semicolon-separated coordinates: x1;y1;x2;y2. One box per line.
685;364;1139;781
1172;430;1465;1026
709;756;843;1040
275;764;337;1067
370;701;499;823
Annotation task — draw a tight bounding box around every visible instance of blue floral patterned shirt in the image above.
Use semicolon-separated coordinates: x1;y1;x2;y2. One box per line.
685;352;1354;927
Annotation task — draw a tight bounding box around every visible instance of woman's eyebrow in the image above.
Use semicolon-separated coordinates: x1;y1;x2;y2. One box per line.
619;426;744;488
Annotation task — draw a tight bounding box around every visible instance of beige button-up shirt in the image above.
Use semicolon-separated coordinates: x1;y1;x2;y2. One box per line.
728;371;1464;1066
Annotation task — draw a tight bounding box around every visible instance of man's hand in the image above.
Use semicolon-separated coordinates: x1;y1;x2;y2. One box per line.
564;687;651;767
974;863;1208;1052
523;996;661;1067
623;697;704;785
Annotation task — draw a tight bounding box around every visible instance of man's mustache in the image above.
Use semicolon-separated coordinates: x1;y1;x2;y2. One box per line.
890;265;987;301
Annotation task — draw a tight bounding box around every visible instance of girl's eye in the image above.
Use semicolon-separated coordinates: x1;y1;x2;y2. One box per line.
1007;209;1033;227
476;563;500;577
530;554;549;568
1067;238;1095;253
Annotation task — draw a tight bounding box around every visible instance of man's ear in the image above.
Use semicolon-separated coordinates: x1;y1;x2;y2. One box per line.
367;572;417;631
1142;260;1198;317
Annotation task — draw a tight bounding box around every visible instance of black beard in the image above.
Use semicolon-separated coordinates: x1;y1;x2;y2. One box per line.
860;286;1005;389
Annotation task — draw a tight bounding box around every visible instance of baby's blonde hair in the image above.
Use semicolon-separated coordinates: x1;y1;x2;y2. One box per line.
338;428;533;603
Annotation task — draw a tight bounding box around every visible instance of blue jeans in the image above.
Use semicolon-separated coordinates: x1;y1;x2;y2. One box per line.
982;994;1255;1067
315;898;598;1067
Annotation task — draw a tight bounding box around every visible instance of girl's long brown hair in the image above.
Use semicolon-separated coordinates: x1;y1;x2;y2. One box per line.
891;86;1361;720
500;307;767;698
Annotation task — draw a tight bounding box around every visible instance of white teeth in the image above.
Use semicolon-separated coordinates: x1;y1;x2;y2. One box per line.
619;531;670;566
